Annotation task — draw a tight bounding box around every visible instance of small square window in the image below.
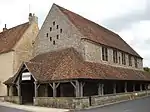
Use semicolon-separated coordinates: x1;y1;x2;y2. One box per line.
53;40;55;45
50;37;52;41
57;35;59;39
50;27;52;31
56;25;59;29
46;33;48;37
53;21;55;25
60;29;62;33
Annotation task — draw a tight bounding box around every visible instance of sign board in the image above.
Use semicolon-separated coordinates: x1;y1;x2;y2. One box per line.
22;72;31;80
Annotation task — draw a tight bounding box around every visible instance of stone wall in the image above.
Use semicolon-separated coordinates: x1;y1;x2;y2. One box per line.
34;97;89;109
83;39;143;70
33;4;84;57
0;51;14;96
13;21;39;73
34;91;150;109
4;96;21;104
91;91;150;107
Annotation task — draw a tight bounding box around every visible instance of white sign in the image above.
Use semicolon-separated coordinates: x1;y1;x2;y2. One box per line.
22;72;31;80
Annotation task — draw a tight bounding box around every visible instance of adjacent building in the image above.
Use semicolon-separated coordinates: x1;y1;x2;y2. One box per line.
0;13;39;96
4;4;150;105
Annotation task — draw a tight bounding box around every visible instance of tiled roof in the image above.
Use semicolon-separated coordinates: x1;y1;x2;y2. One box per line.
0;22;29;54
56;4;141;58
4;48;150;84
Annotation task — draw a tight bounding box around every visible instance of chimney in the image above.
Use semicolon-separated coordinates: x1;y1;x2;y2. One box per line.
3;24;7;32
28;13;38;24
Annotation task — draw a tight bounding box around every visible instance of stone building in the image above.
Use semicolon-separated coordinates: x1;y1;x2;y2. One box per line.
0;13;39;96
4;4;150;106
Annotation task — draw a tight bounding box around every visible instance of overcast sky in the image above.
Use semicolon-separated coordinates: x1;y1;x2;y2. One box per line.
0;0;150;67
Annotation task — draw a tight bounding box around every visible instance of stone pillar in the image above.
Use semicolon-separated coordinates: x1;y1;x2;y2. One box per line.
75;80;80;97
98;83;104;96
34;81;38;97
124;82;127;93
113;83;116;94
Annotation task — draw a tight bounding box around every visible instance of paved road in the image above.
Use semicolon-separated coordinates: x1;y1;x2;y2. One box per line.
0;105;29;112
78;96;150;112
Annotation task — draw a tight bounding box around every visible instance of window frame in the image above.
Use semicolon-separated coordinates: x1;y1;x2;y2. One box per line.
102;47;108;61
113;49;118;63
128;55;132;66
122;52;126;65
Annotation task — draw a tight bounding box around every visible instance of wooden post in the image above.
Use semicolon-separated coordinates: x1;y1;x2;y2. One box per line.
76;80;80;97
113;83;116;94
80;82;85;97
7;85;9;96
145;84;147;90
124;82;127;93
80;82;83;97
18;84;21;97
140;84;142;91
34;81;38;97
133;84;135;92
98;83;104;96
49;82;59;97
53;82;56;97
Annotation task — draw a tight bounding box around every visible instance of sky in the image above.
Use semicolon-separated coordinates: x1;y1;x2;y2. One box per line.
0;0;150;67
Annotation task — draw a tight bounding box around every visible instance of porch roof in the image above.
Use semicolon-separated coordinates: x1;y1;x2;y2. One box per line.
4;48;150;85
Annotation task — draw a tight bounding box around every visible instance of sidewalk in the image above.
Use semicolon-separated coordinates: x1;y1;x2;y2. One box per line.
0;101;69;112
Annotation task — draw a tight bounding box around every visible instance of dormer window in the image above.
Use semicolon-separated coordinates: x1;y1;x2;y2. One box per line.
102;47;108;61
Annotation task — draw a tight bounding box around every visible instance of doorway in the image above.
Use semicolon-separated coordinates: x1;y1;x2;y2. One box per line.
21;76;35;104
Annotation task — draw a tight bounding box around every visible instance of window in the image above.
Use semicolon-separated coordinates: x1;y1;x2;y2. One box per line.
60;29;62;33
46;33;48;37
50;37;52;41
50;27;52;31
122;52;126;65
56;35;59;39
113;50;118;63
53;21;55;25
128;55;132;66
53;40;55;45
102;47;108;61
134;58;138;68
56;25;59;29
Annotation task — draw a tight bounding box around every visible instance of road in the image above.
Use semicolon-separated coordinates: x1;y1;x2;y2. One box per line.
78;96;150;112
0;105;29;112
